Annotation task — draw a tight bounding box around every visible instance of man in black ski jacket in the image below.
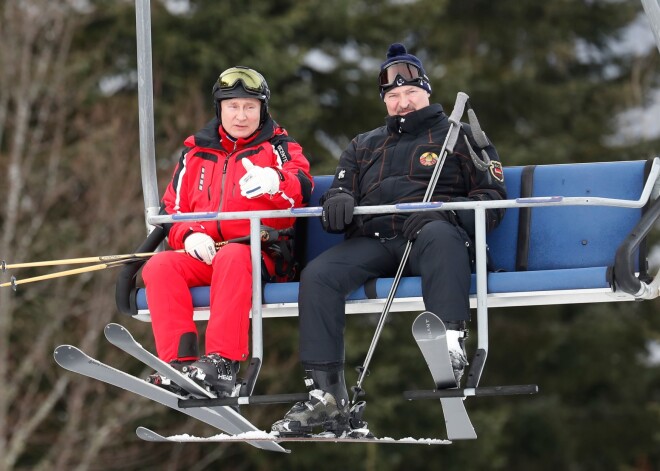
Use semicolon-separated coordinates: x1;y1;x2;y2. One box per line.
272;43;507;437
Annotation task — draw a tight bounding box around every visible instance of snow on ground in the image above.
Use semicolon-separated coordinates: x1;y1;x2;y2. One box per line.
163;430;450;444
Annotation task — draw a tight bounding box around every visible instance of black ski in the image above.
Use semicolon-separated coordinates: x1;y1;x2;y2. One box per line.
53;344;287;453
412;311;477;440
136;426;450;445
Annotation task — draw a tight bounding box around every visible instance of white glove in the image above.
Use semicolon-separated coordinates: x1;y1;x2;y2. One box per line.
239;158;280;199
184;232;216;265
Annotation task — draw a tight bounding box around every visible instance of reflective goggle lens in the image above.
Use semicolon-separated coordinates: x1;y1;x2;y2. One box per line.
378;61;424;88
218;68;264;93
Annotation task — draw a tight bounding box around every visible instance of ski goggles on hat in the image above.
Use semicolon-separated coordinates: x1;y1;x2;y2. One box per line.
217;67;267;95
378;61;426;89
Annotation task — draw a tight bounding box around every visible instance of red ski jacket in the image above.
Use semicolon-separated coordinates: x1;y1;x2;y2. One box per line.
162;116;313;249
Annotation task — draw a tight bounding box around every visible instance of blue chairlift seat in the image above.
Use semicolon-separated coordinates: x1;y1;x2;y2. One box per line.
122;158;659;321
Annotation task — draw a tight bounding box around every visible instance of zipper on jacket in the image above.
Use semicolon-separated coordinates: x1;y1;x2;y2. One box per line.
216;143;236;240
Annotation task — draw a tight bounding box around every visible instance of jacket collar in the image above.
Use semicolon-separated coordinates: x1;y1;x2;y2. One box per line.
385;103;445;135
186;116;276;152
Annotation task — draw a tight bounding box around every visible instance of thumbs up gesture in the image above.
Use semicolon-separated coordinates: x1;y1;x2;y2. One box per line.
239;158;281;199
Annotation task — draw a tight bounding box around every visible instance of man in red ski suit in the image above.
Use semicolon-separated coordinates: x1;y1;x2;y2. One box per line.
142;66;313;397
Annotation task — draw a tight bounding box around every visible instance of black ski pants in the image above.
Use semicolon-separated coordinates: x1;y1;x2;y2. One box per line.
298;220;471;368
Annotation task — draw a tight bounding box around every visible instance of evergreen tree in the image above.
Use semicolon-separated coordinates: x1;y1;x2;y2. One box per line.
0;0;657;469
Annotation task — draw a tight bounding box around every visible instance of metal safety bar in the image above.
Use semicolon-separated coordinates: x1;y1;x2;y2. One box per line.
146;157;660;228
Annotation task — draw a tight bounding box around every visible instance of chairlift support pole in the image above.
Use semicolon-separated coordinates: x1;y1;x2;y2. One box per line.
641;0;660;55
135;0;160;233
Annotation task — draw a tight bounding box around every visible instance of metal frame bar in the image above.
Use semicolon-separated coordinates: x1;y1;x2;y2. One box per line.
145;158;660;228
132;288;640;322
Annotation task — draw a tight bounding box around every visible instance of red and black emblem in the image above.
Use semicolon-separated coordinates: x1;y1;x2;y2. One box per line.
489;161;504;182
419;152;438;167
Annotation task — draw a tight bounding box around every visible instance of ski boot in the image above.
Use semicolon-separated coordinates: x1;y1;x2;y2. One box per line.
272;369;350;437
184;353;240;398
447;327;469;386
146;359;193;396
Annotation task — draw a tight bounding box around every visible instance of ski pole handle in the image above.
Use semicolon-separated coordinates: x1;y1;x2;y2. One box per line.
446;92;469;154
448;92;469;126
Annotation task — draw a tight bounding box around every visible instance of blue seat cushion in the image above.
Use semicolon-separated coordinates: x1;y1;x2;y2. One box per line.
135;267;609;310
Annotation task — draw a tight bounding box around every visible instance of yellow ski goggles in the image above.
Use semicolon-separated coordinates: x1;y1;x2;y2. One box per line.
217;67;268;96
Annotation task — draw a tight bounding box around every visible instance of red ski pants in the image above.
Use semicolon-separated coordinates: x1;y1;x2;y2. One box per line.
142;243;275;363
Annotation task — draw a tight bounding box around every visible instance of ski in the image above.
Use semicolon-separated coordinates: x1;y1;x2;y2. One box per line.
136;426;451;445
103;323;212;398
101;323;289;452
53;345;287;453
412;311;477;440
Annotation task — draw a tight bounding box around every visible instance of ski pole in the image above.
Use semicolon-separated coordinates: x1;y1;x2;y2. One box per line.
0;258;144;290
1;227;291;289
1;252;167;271
1;226;288;272
351;91;470;404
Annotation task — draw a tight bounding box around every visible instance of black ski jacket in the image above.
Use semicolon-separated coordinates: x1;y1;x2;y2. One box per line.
323;103;507;239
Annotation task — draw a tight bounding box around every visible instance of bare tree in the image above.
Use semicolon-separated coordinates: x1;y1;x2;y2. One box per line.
0;1;79;466
0;2;168;469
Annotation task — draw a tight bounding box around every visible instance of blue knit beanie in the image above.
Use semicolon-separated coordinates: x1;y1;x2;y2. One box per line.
379;43;432;98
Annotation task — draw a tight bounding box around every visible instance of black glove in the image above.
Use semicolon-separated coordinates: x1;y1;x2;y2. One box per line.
402;211;451;241
321;191;355;233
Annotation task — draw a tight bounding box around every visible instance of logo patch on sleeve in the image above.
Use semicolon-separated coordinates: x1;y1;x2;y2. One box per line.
489;161;504;182
273;143;291;164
